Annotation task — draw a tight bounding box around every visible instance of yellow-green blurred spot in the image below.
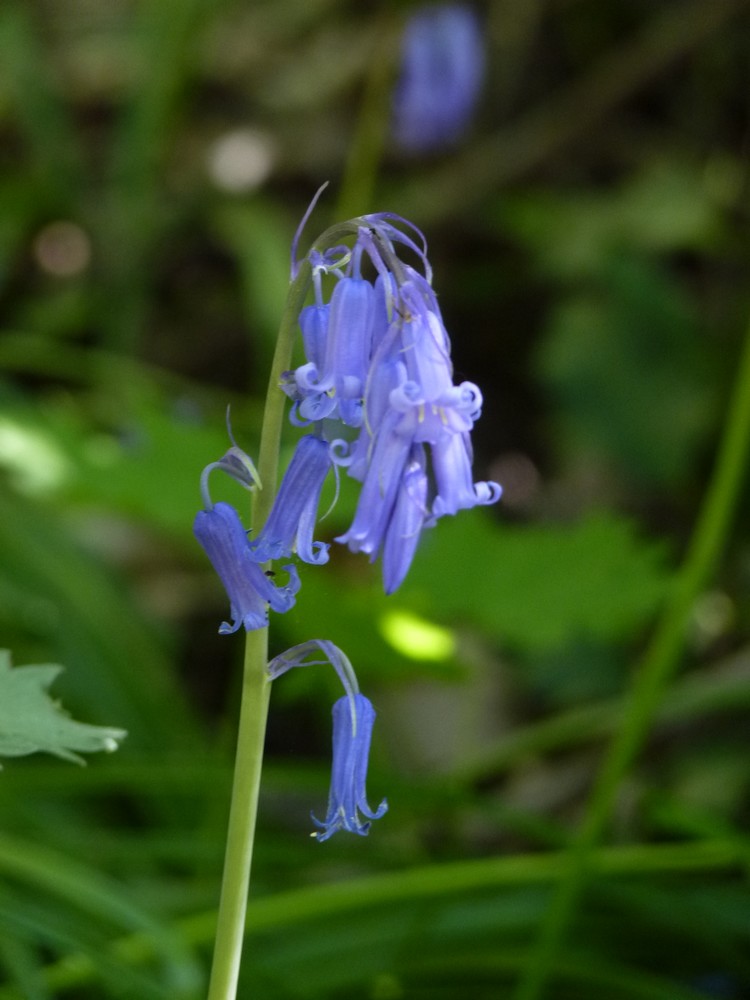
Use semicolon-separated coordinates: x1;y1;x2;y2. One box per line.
0;419;70;496
378;608;455;661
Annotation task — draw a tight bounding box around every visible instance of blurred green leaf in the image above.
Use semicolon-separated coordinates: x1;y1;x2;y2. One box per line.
0;4;82;199
213;201;295;389
0;833;203;998
0;922;51;1000
401;509;670;653
535;254;718;486
0;365;260;541
0;650;126;765
501;159;726;280
0;487;198;752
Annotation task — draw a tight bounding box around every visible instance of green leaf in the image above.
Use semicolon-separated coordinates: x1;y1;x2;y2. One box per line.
401;510;670;653
500;159;725;280
0;650;126;765
535;255;718;487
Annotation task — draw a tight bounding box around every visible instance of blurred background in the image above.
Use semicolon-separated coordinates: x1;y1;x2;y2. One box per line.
0;0;749;997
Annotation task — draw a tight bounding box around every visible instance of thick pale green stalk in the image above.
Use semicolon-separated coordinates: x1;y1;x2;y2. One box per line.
206;260;313;1000
205;217;367;999
513;320;750;1000
205;629;271;1000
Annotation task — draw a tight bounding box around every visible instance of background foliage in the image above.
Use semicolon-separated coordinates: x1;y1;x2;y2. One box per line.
0;1;749;997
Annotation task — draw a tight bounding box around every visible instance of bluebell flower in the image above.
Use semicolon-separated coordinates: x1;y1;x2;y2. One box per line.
250;435;332;565
322;276;376;422
268;638;359;699
336;408;413;564
194;501;300;633
312;694;388;842
286;275;378;429
392;3;484;153
298;303;329;372
268;640;387;841
432;430;501;517
199;410;261;504
382;445;429;594
288;213;500;593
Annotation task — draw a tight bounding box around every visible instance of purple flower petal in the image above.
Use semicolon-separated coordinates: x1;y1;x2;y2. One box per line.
251;435;332;565
193;502;300;632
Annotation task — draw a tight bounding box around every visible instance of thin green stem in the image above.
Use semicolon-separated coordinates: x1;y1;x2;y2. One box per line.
205;629;270;1000
205;214;367;998
335;13;400;221
255;261;314;526
204;203;392;997
513;319;750;1000
206;260;313;1000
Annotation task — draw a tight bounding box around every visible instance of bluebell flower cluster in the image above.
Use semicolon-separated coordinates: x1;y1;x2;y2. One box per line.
392;3;484;153
285;213;501;593
194;208;499;840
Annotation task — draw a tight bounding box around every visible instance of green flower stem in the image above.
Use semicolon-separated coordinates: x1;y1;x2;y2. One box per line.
255;261;314;525
335;13;400;221
513;319;750;1000
206;259;313;1000
205;629;270;1000
205;215;366;999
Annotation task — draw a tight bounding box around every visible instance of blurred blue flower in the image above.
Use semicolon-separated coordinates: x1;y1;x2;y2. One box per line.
392;3;484;153
193;501;300;633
